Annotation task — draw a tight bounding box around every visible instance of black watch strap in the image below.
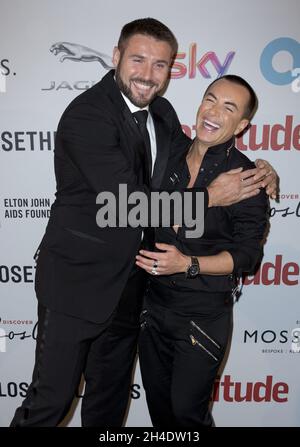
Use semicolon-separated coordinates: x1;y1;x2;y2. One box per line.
186;256;200;278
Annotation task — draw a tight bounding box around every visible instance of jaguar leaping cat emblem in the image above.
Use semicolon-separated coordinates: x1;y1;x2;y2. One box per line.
50;42;114;69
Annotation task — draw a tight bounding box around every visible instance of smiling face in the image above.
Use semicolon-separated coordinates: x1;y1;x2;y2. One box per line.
195;79;251;148
113;33;173;108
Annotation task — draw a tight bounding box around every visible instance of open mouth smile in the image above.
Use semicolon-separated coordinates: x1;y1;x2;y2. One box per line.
132;80;155;94
203;119;221;131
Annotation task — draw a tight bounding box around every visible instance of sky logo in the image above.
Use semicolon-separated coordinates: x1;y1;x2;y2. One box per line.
171;44;235;79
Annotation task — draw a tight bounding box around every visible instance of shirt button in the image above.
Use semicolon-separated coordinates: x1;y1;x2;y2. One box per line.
171;280;176;286
200;168;205;172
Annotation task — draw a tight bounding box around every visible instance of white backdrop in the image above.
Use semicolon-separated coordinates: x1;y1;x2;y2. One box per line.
0;0;299;427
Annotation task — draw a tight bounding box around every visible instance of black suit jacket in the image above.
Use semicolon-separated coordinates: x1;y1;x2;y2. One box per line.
34;70;204;323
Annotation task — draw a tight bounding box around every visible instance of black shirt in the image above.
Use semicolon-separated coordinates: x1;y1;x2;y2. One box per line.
152;137;269;293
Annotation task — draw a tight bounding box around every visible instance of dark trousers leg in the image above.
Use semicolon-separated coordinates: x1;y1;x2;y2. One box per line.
139;291;233;428
10;304;108;427
170;319;227;427
81;269;146;427
139;309;177;427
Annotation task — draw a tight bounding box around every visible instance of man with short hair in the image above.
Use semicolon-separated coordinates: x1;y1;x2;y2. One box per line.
136;74;270;427
11;19;277;427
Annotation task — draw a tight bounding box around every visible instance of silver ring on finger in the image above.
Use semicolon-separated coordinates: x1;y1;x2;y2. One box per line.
151;266;158;275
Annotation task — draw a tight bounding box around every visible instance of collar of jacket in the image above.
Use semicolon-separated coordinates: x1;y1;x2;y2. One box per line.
100;69;129;113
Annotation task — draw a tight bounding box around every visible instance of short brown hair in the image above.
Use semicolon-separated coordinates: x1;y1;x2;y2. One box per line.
118;18;178;58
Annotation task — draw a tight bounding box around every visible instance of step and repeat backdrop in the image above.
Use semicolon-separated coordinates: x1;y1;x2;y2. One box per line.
0;0;299;427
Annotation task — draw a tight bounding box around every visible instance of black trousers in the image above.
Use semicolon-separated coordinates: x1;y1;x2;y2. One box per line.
10;269;146;427
138;280;233;428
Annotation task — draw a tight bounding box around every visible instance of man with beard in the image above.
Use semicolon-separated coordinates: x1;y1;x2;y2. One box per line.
10;18;277;427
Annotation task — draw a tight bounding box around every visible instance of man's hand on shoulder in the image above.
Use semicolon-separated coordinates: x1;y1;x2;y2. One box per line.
207;167;263;207
207;158;279;207
254;159;278;200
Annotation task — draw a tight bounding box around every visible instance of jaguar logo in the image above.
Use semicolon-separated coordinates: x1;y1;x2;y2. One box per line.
50;41;114;69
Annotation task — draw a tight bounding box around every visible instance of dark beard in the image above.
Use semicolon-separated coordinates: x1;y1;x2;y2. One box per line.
115;66;158;108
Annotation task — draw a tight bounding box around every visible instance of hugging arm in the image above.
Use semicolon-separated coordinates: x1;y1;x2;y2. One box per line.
136;189;269;276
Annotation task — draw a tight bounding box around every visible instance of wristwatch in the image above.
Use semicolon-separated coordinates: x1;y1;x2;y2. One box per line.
186;256;200;278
